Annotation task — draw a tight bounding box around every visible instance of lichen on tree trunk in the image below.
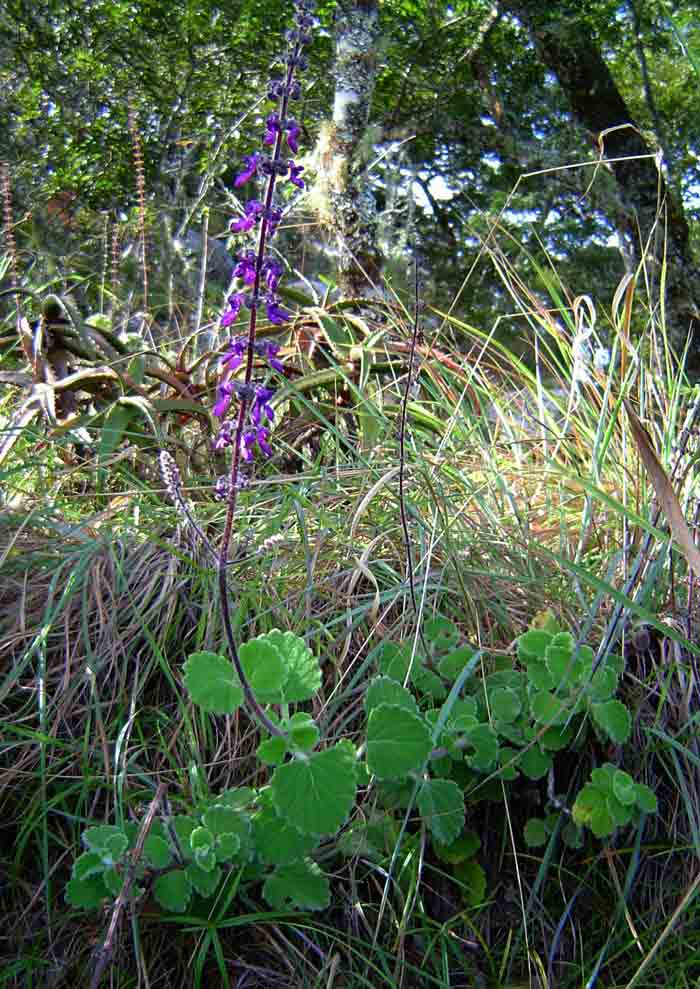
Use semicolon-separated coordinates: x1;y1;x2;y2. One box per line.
320;0;382;299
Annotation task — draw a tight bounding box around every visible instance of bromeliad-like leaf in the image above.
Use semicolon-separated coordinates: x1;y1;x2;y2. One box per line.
366;704;432;779
417;778;465;845
271;740;358;836
263;859;330;911
183;652;244;714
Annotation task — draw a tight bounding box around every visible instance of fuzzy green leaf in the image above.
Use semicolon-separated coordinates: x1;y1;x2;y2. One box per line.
239;636;288;702
531;690;570;725
364;676;418;716
73;851;106;882
454;859;487;907
523;818;548;847
183;651;244;714
172;816;197;859
271;740;358;835
519;745;552;780
153;870;192;913
464;723;499;772
185;863;222;897
438;645;476;681
257;736;288;765
215;833;241;861
142;835;171;870
366;704;432;779
612;769;636;806
418;778;465;844
634;783;658;814
423;616;460;652
591;700;631;743
82;825;128;860
526;659;556;691
66;874;109;909
433;829;481;863
518;629;552;662
490;686;522;724
263;859;330;911
263;629;321;702
376;641;411;681
288;713;320;752
253;803;319;866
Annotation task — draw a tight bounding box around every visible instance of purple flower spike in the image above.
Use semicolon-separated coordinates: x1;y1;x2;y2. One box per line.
257;339;284;372
289;161;304;189
233;251;257;285
220;292;244;328
230;199;264;233
221;334;247;371
241;426;273;461
264;113;282;145
285;119;301;153
266;298;291;325
263;258;283;293
251;385;275;427
234;152;261;188
214;385;235;420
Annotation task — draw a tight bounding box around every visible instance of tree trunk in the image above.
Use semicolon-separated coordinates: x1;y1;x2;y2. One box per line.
501;0;700;367
319;0;382;298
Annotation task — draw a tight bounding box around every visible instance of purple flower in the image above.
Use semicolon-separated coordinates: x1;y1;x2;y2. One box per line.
256;338;284;372
288;161;304;190
262;258;283;293
266;298;291;325
251;385;275;427
264;113;281;145
233;251;257;285
230;199;264;233
241;426;273;461
220;292;244;329
234;153;261;188
221;334;247;372
285;119;301;153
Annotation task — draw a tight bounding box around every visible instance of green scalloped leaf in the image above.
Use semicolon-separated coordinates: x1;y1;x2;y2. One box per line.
239;636;288;703
464;723;499;772
376;641;410;681
66;874;109;909
634;782;658;814
418;778;465;844
257;736;288;765
253;803;319;866
215;832;241;861
423;616;460;652
365;676;418;716
153;870;192;913
142;835;171;870
204;805;243;838
263;859;330;911
518;629;552;662
519;745;552;780
185;862;222;897
591;700;631;743
612;769;636;806
288;713;320;752
183;651;244;714
172;816;197;860
586;665;619;702
366;704;432;779
271;740;358;835
490;686;522;724
438;645;477;681
454;859;487;907
531;690;570;726
523;818;548;847
73;851;106;882
82;825;128;862
526;659;556;691
263;630;322;702
433;829;480;863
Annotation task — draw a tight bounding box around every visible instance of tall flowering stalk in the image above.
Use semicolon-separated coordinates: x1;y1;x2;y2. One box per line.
211;0;314;734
